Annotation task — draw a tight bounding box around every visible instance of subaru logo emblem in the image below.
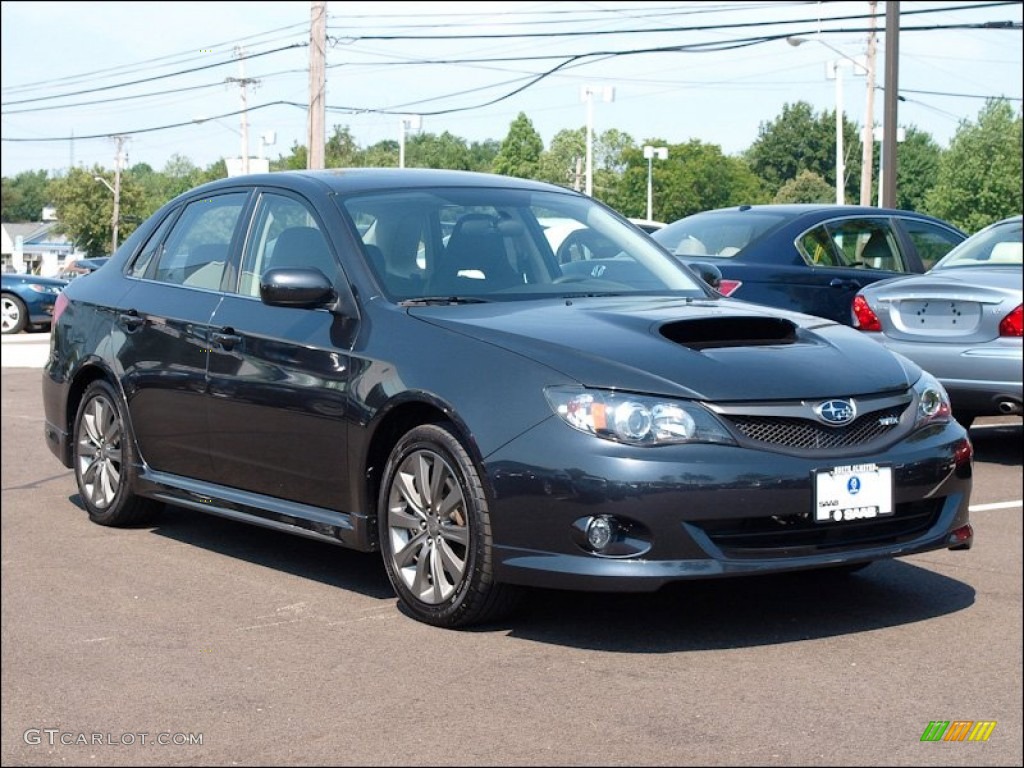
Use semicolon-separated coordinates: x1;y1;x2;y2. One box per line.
815;399;857;426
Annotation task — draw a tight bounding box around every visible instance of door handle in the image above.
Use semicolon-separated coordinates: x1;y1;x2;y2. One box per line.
118;311;144;331
829;278;862;290
211;330;241;350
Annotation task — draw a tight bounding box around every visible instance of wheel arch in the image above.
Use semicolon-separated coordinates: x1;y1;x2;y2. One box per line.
360;397;487;550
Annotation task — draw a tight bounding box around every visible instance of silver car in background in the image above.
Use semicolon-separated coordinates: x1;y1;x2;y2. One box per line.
852;215;1023;429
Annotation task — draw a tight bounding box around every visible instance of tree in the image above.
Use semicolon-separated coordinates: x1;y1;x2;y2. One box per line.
404;131;472;170
50;165;144;256
1;170;52;222
745;100;861;201
492;112;543;179
773;170;834;203
325;125;361;168
466;139;501;173
537;128;586;188
892;126;941;213
606;139;765;222
924;99;1023;232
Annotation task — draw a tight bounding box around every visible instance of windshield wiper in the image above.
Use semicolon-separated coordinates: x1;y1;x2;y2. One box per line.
399;296;491;306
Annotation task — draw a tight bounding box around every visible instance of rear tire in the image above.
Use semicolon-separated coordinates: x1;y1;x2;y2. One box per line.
378;422;519;628
1;294;28;335
73;379;160;526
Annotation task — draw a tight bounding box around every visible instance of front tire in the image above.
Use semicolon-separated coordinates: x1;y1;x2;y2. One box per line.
378;423;519;628
73;379;160;526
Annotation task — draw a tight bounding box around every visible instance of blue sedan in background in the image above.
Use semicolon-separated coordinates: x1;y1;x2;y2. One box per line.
651;205;966;325
1;273;68;334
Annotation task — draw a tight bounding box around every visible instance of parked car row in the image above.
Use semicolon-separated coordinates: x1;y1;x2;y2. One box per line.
43;169;975;628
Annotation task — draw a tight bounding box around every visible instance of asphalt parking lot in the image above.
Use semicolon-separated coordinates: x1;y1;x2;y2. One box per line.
2;335;1021;766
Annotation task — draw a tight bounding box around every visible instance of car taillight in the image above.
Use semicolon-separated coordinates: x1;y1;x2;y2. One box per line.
999;304;1023;337
717;279;742;297
52;291;69;325
851;295;881;331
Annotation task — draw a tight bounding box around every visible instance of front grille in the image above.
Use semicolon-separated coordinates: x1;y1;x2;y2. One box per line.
689;499;943;558
724;405;905;450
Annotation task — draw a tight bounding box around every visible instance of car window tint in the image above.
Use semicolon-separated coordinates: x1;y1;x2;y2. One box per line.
150;193;247;288
239;193;338;298
901;219;964;270
654;212;786;258
127;211;177;279
802;219;906;272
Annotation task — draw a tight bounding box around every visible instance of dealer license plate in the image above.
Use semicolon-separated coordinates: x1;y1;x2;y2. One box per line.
813;463;893;523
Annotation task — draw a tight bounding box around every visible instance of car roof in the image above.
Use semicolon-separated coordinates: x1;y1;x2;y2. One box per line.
687;203;946;219
185;168;572;198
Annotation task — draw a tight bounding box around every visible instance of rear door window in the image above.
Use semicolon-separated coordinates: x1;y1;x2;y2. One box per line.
148;193;248;289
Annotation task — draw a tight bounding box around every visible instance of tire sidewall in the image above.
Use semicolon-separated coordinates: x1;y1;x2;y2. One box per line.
74;379;140;523
378;423;488;625
2;294;28;335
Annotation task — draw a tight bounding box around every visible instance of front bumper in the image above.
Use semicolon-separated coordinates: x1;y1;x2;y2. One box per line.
484;416;972;591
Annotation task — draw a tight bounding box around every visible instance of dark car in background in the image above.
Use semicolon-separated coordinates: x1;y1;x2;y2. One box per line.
1;272;68;334
60;256;110;280
651;205;967;325
42;169;973;628
853;215;1022;429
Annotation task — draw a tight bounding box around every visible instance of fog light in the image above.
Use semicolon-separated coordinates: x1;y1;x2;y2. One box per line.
586;515;616;550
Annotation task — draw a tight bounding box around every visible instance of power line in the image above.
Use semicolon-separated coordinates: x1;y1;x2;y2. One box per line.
325;2;1019;41
1;44;307;108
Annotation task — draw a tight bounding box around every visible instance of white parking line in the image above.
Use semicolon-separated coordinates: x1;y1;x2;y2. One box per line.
969;500;1023;512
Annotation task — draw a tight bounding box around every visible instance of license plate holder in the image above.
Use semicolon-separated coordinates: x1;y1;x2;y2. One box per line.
813;463;893;523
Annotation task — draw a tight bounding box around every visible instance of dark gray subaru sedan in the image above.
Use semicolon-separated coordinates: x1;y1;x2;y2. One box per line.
42;169;973;628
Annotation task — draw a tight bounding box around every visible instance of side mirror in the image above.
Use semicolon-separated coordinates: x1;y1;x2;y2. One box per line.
690;261;723;290
260;268;337;309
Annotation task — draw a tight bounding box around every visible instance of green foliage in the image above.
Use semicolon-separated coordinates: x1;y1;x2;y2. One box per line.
773;170;834;204
537;128;585;187
12;98;1022;244
405;131;473;170
924;99;1023;232
1;170;52;222
892;126;941;212
745;100;861;202
325;125;361;167
50;165;145;256
492;113;544;179
606;140;765;222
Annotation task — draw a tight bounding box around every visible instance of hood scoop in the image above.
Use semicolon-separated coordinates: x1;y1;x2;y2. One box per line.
660;316;799;350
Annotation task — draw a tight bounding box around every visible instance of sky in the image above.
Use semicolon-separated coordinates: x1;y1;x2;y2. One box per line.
1;0;1021;179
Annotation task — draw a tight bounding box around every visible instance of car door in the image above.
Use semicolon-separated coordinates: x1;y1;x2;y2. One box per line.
205;189;355;512
784;216;914;324
115;190;251;481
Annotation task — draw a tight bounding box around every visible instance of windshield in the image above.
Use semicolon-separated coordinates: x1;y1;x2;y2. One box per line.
337;187;706;301
932;218;1023;270
652;210;787;258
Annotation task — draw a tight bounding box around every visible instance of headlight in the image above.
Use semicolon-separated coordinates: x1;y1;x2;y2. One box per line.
544;386;735;446
28;284;62;295
912;371;951;428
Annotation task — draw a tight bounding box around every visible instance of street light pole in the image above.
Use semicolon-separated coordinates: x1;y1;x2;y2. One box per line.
827;60;846;205
580;85;614;197
643;145;668;222
94;176;118;255
787;37;866;206
398;115;421;169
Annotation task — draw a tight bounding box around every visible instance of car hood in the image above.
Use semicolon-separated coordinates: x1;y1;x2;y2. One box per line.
409;296;918;401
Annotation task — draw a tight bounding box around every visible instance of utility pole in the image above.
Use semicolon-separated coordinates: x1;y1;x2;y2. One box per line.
881;1;900;208
108;135;127;254
860;1;878;205
308;1;327;170
228;47;259;175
